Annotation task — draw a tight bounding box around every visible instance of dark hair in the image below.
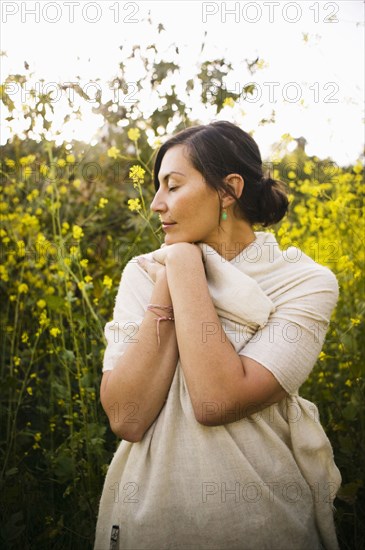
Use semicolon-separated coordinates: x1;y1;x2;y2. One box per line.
153;121;289;227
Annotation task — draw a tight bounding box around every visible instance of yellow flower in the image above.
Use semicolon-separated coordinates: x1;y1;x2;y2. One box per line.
318;351;326;361
21;332;29;343
288;171;296;179
57;159;66;168
66;154;75;163
27;387;33;396
223;97;235;108
72;225;84;240
80;259;88;268
16;241;25;256
107;146;120;159
39;311;49;327
23;167;32;179
49;201;61;212
45;184;53;194
84;275;93;283
0;265;9;281
281;133;294;143
69;245;79;256
4;183;16;195
128;198;142;212
5;158;15;168
19;154;36;166
18;283;29;294
40;164;49;176
350;318;360;326
129;165;145;185
49;327;61;338
37;299;46;309
102;275;113;290
62;222;70;235
59;185;67;194
127;128;141;141
353;162;362;175
13;356;21;366
34;432;42;442
152;137;162;149
303;161;314;175
26;189;39;202
256;59;268;70
73;179;81;189
98;197;108;209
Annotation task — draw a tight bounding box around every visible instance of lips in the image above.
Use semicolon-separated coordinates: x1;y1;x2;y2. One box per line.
161;222;176;231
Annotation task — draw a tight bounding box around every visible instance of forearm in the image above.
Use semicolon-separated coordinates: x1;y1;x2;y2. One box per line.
165;250;244;421
101;272;179;441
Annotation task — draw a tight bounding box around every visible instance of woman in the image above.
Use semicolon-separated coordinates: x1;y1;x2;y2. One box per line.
94;121;341;550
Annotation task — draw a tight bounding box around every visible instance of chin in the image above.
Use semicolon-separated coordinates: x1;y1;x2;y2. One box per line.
165;234;194;245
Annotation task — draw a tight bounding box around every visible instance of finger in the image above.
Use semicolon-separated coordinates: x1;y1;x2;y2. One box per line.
137;256;154;271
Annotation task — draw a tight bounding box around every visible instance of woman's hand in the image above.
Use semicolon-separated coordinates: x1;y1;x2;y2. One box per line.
152;242;203;266
136;256;166;283
137;243;203;282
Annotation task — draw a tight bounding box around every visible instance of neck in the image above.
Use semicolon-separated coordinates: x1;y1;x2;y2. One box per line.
205;220;256;261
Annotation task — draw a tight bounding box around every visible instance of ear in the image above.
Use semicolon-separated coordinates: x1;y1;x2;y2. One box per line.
221;173;244;205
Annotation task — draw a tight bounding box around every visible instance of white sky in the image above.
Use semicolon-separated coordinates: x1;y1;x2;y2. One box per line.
0;0;364;165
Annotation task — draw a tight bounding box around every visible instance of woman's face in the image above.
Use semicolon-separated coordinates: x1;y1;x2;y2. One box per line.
150;145;222;246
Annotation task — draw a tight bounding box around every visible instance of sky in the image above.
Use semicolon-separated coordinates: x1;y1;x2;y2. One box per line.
1;0;364;165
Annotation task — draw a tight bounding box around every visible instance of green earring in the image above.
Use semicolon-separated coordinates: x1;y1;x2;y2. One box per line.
221;207;228;221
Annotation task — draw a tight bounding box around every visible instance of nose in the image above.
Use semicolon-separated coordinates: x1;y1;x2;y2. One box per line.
150;188;166;214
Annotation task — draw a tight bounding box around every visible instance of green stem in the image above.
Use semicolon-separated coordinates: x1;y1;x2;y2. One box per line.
0;331;41;482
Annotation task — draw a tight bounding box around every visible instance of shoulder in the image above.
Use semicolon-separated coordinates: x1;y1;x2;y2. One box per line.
275;244;339;319
285;244;339;295
111;249;162;310
251;231;339;309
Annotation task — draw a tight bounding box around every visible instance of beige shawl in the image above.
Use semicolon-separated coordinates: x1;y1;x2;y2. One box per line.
94;231;341;550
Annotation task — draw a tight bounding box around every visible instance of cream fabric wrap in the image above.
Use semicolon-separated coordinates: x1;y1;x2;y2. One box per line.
94;231;341;550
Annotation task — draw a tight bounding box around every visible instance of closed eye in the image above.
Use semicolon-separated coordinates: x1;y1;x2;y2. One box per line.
168;187;177;192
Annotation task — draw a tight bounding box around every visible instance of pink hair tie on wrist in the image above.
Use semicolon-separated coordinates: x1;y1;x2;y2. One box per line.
146;304;175;346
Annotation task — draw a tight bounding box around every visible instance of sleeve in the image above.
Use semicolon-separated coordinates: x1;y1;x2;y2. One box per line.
102;258;151;373
238;267;339;394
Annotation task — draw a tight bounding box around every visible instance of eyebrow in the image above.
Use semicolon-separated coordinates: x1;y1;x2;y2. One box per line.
158;171;186;184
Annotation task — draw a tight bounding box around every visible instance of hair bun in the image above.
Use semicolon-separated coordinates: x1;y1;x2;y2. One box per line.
257;175;289;227
260;175;275;186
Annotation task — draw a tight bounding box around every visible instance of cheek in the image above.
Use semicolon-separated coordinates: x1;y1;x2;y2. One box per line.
172;191;197;213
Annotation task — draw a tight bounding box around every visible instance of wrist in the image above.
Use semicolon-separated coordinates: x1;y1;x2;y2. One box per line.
155;269;168;285
154;271;173;303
